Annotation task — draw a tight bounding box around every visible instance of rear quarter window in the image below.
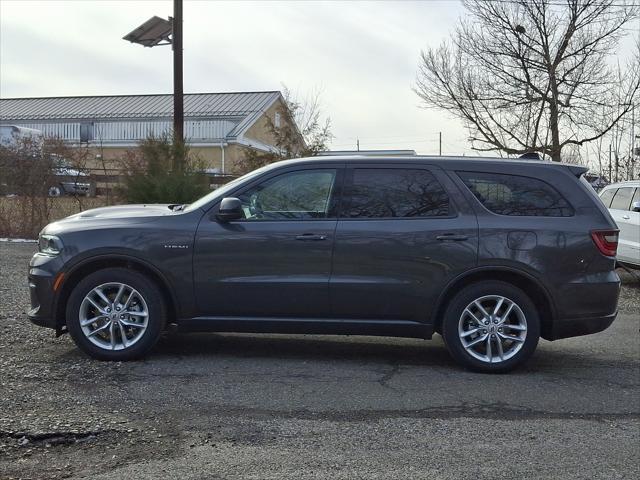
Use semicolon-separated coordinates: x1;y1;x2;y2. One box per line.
458;171;574;217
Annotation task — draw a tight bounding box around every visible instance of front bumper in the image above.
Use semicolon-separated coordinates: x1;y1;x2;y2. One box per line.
28;254;62;331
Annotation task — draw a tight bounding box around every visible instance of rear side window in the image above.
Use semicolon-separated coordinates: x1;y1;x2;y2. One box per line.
458;172;573;217
610;187;634;211
344;168;449;218
599;188;616;208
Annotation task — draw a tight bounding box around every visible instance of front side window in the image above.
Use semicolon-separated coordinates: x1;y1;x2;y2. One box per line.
237;169;337;220
599;188;617;208
344;168;449;218
458;171;573;217
610;187;634;211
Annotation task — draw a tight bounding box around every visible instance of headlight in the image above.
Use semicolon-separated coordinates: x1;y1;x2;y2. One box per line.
38;234;63;256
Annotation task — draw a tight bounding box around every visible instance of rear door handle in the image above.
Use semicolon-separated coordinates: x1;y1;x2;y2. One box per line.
436;233;469;241
295;233;327;241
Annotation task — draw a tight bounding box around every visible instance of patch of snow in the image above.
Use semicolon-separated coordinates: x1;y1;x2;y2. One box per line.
0;237;37;243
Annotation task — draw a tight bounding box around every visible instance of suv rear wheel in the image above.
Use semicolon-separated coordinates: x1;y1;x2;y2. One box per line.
442;281;540;373
66;268;166;360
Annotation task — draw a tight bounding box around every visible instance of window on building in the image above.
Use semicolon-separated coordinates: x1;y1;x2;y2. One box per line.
458;172;573;217
274;112;281;128
80;122;94;143
344;169;450;218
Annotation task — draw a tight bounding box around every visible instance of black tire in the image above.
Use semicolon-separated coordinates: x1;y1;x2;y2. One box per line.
48;185;62;197
66;268;166;361
441;281;540;373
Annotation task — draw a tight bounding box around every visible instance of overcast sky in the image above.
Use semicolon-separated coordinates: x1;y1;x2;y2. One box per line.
0;0;474;154
0;1;636;158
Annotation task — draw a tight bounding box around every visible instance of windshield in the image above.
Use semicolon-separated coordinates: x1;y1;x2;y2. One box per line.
183;164;276;213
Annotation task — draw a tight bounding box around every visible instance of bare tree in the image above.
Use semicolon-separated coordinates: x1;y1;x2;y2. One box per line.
415;0;640;161
235;86;333;174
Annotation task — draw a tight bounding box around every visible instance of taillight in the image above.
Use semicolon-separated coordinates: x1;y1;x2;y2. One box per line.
590;230;619;257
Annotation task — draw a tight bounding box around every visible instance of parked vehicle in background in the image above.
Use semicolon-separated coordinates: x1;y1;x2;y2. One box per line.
583;173;609;192
0;125;43;149
48;154;95;197
599;181;640;268
28;155;621;372
0;125;95;197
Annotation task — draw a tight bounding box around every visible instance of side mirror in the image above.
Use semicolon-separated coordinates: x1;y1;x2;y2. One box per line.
632;201;640;213
216;197;243;222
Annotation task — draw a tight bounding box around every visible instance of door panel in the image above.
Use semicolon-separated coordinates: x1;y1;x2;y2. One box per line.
330;218;477;321
194;220;337;317
330;165;478;322
193;167;342;318
611;188;640;265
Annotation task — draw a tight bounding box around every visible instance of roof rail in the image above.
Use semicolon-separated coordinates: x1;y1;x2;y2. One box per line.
317;149;417;156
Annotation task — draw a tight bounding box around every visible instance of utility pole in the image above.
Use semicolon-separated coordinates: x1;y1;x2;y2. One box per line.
608;143;612;182
630;104;635;180
173;0;184;146
439;132;442;156
123;0;184;168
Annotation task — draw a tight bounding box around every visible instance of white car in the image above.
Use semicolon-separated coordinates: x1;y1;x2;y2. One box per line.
599;180;640;268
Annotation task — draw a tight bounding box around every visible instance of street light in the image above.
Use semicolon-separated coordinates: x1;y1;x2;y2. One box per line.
123;0;184;144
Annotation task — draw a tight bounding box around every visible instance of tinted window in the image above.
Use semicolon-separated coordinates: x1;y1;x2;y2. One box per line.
458;172;573;217
344;169;449;218
237;169;337;220
599;188;616;208
610;187;634;211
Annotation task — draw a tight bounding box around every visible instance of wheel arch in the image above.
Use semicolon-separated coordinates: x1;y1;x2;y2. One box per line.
54;254;178;331
431;267;557;340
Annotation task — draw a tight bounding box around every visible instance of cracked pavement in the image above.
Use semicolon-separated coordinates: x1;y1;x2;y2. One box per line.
1;242;639;479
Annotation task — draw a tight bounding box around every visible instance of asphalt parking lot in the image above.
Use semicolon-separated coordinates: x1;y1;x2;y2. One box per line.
1;241;639;480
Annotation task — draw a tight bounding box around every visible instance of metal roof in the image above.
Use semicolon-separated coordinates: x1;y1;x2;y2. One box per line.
0;92;281;125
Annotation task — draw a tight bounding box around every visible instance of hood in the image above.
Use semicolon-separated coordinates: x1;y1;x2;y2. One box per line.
42;204;177;235
54;166;89;177
67;204;175;220
41;203;194;237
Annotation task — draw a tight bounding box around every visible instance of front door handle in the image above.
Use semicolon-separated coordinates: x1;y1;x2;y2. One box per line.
436;233;469;241
621;215;630;220
295;233;327;241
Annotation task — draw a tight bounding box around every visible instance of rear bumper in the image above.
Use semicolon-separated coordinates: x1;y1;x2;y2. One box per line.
544;270;620;340
545;311;617;340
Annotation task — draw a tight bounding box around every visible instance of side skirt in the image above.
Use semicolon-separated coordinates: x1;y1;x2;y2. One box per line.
176;316;433;340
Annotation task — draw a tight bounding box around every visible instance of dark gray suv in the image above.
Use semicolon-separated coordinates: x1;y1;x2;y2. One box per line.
28;156;620;372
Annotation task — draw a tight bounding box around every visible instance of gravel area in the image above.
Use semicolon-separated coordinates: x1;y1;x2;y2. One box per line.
1;242;639;479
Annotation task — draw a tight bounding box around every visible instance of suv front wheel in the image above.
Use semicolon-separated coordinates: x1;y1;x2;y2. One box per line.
66;268;166;360
442;281;540;373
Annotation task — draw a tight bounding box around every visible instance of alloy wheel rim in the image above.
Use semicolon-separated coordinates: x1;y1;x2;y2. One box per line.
79;282;149;351
457;295;527;364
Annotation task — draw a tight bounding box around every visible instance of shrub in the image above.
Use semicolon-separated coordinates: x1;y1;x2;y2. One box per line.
119;134;210;204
